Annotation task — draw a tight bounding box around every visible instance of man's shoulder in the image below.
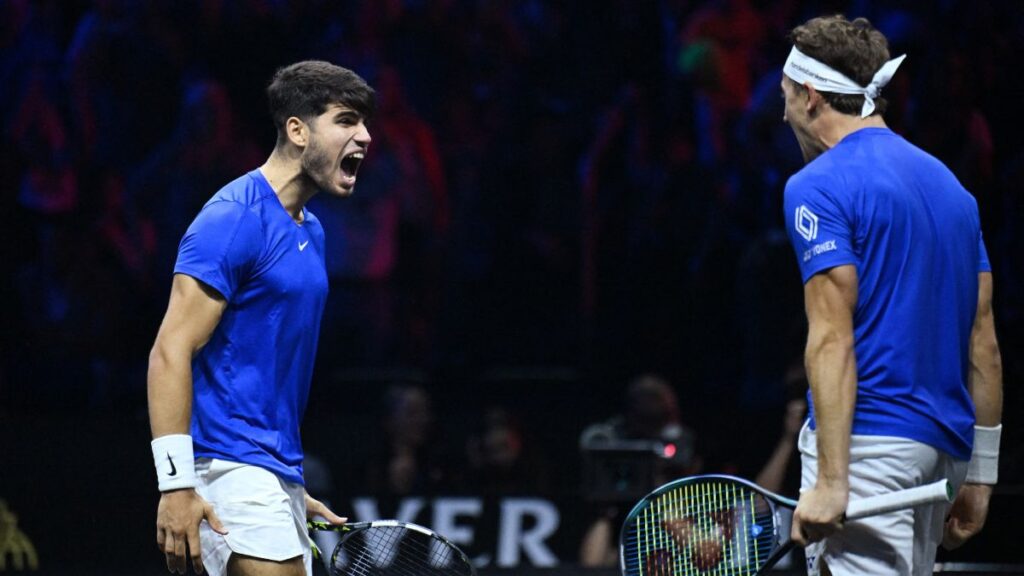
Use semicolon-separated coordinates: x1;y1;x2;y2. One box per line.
193;171;279;231
784;156;851;202
206;171;271;209
187;173;270;243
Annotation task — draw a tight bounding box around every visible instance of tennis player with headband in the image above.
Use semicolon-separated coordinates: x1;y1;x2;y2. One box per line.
147;61;374;576
779;15;1002;575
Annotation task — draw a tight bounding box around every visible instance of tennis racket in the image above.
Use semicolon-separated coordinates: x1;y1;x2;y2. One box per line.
619;474;953;575
308;520;477;576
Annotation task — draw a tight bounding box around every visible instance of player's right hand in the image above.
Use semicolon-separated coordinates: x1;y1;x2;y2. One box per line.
156;489;227;574
791;482;848;546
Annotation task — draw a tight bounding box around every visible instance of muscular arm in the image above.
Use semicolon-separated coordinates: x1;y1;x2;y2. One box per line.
148;274;228;575
792;264;858;545
148;274;227;437
968;272;1002;428
944;272;1003;550
804;265;858;492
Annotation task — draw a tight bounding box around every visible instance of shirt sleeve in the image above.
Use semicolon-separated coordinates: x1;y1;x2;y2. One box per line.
783;175;859;283
174;200;263;300
978;230;992;273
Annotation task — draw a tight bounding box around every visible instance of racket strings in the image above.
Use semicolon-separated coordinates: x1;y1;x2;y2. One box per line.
331;526;473;576
622;481;778;575
341;529;437;576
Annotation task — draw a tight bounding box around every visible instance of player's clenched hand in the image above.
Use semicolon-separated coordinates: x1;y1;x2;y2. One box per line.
791;483;848;546
156;489;227;574
305;491;347;525
943;483;992;550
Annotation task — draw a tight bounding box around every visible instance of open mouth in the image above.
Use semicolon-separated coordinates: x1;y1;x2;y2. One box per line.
340;151;365;180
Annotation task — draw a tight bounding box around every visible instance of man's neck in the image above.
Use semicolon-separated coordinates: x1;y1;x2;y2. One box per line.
259;149;317;223
816;111;888;151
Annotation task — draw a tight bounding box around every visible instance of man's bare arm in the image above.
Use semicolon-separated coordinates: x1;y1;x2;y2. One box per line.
148;274;228;575
148;274;227;437
944;271;1003;550
792;264;858;545
968;272;1002;428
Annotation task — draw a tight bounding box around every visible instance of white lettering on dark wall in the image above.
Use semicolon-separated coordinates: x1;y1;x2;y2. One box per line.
498;498;560;567
349;497;561;568
433;498;484;565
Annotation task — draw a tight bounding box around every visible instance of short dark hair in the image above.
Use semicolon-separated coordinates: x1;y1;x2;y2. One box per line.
788;15;892;116
266;60;376;136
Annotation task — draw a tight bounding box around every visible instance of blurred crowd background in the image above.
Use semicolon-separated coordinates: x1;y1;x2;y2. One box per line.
1;0;1022;572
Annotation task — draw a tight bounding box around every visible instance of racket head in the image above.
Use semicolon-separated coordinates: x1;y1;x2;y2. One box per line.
327;520;477;576
619;474;794;576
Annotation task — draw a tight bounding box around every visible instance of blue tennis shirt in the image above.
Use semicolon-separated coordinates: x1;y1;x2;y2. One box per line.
175;169;328;484
784;128;990;460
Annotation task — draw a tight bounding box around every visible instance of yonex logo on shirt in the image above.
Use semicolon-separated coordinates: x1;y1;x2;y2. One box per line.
795;205;819;242
803;239;838;262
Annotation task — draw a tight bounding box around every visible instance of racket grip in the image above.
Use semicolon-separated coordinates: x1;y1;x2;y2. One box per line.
845;479;954;520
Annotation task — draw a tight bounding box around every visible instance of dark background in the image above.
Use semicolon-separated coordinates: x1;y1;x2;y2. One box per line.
1;0;1021;573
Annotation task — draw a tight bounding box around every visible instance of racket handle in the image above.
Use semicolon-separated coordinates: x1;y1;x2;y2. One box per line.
845;479;954;520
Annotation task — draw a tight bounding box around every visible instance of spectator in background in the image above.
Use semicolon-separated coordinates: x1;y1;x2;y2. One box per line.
579;374;702;568
311;65;448;367
82;171;159;405
365;384;450;495
10;68;78;216
679;0;764;163
64;0;182;173
0;0;62;122
752;365;809;570
754;363;808;495
7;64;88;405
582;374;700;464
12;222;95;403
464;406;549;495
129;79;262;275
916;47;995;224
581;84;679;370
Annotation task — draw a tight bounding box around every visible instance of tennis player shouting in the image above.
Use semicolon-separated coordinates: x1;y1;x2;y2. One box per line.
147;61;375;576
779;15;1002;575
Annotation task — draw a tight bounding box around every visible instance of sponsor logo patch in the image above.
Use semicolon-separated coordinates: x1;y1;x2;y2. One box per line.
795;205;818;242
803;239;838;262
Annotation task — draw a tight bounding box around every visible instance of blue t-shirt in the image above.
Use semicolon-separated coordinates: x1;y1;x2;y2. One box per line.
175;169;329;484
783;128;990;460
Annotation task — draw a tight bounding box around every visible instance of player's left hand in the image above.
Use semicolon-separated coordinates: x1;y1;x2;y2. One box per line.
792;483;848;546
942;483;992;550
305;491;347;525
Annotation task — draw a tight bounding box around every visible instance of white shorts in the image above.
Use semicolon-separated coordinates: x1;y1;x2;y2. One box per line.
799;422;967;576
195;458;313;576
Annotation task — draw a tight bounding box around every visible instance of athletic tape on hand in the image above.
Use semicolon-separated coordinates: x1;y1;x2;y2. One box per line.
151;434;198;491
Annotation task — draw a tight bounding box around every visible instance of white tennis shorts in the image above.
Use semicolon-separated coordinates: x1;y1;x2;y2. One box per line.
799;421;967;576
195;458;313;576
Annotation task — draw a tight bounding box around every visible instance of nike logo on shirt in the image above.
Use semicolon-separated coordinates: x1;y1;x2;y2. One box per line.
298;241;309;251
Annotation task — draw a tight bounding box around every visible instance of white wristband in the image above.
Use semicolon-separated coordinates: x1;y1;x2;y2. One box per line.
965;424;1001;484
151;434;198;491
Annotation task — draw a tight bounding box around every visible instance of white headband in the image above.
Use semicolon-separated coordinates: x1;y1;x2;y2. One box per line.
783;46;906;118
